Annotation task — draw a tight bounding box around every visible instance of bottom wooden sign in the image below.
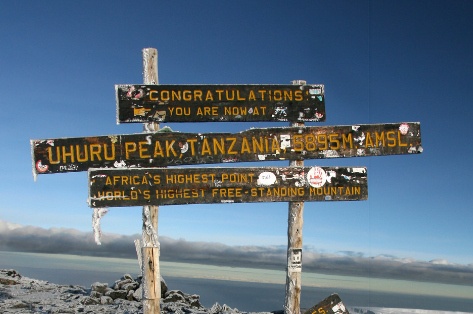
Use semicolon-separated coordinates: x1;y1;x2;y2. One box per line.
303;293;349;314
88;166;367;208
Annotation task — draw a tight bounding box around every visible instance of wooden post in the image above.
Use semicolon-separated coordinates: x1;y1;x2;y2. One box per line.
141;48;161;314
284;80;306;314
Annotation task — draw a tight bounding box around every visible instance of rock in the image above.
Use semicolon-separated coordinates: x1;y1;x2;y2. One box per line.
164;289;186;303
106;289;128;300
123;274;134;280
114;278;132;290
100;296;114;305
133;285;143;301
91;281;109;294
188;294;203;308
127;289;135;301
161;276;168;295
90;290;102;298
0;269;21;285
81;296;100;305
123;281;139;292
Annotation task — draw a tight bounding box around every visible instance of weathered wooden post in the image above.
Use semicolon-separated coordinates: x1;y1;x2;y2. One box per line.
141;48;161;314
284;80;306;314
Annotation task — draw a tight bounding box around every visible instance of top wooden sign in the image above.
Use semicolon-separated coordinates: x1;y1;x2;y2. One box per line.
115;84;325;123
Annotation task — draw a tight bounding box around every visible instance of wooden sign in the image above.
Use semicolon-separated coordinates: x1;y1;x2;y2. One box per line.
88;166;368;207
32;122;422;175
303;294;349;314
116;84;326;123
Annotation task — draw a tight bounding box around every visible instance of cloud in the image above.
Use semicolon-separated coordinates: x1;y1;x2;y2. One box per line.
1;220;472;286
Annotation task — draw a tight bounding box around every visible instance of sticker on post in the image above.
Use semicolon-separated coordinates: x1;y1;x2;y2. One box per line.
289;248;302;273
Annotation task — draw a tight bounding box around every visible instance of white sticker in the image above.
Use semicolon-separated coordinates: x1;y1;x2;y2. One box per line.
288;248;302;273
307;167;327;188
257;172;277;186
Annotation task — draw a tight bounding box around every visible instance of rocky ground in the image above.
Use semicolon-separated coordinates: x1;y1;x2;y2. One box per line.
0;269;268;314
3;269;465;314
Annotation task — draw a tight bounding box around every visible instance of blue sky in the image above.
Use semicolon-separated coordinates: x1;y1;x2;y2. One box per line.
1;0;473;268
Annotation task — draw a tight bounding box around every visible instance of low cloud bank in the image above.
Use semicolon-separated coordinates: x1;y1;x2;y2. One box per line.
1;220;472;286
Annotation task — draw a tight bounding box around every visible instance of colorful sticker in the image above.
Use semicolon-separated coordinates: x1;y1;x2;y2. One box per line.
35;160;49;173
399;123;409;135
307;167;327;188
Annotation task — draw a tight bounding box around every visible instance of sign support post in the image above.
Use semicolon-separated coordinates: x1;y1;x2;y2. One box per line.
284;80;306;314
141;48;161;314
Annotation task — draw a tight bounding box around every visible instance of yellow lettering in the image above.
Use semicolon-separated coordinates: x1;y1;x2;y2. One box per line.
252;136;264;153
226;90;235;100
258;90;266;100
271;137;279;153
161;90;169;101
139;141;151;158
89;144;102;161
149;90;158;100
273;90;282;101
205;90;214;101
398;130;408;147
183;90;192;101
104;144;115;161
375;131;385;147
165;140;177;157
172;90;180;100
283;90;293;101
187;139;197;155
329;133;340;150
62;145;75;163
201;138;212;155
47;146;61;164
365;132;374;147
236;90;245;100
153;141;164;157
317;134;328;150
213;138;225;155
75;145;89;162
125;142;137;159
194;90;203;101
226;137;237;154
342;133;353;149
293;135;303;152
241;137;251;153
387;130;397;147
